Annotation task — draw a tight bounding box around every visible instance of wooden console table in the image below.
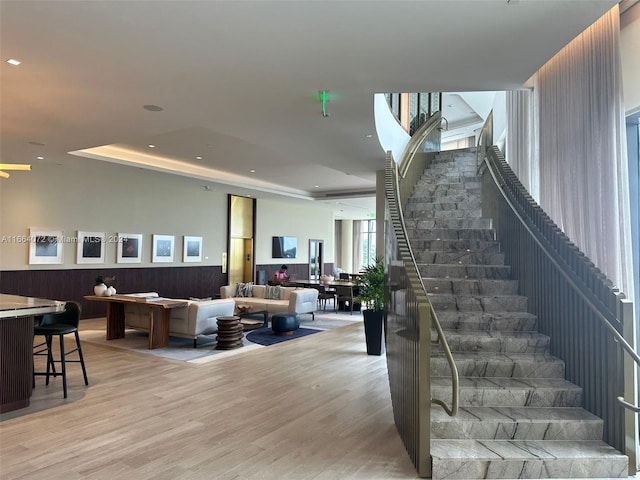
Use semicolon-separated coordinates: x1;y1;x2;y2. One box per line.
84;295;188;349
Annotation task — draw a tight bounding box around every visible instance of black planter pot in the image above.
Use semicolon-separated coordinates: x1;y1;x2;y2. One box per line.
363;309;384;355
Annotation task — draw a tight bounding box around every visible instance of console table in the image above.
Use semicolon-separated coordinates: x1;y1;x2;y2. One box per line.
84;295;188;349
0;294;65;413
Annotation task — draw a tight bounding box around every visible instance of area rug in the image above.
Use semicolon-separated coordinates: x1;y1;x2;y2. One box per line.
245;327;319;346
80;310;361;364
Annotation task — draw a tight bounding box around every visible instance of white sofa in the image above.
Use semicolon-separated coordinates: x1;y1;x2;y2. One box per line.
122;292;236;347
220;284;318;320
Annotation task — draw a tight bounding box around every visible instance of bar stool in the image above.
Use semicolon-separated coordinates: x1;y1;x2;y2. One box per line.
33;301;88;398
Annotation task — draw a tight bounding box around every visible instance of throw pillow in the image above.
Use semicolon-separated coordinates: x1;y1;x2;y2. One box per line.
265;285;281;300
235;282;253;298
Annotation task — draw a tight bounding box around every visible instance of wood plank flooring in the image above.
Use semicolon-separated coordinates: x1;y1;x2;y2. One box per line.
0;319;420;480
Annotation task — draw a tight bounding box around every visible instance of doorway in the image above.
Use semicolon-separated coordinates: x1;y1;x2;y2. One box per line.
228;195;256;285
309;239;324;280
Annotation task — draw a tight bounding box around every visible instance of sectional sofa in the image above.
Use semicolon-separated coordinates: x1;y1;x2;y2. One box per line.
220;284;318;320
122;292;236;347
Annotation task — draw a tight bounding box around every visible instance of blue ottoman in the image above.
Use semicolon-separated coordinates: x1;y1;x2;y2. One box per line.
271;312;300;336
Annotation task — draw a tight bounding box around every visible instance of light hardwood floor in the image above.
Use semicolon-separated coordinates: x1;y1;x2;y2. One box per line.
1;319;420;480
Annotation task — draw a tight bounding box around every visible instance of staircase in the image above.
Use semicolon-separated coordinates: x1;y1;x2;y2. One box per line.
404;148;628;479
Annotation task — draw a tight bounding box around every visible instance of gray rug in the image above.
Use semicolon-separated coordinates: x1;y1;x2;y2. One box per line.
80;310;361;363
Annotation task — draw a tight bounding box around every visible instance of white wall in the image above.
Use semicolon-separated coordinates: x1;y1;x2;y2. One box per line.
374;93;410;163
254;199;334;265
0;158;333;271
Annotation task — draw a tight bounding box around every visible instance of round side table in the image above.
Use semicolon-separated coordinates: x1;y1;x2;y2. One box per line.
216;315;244;349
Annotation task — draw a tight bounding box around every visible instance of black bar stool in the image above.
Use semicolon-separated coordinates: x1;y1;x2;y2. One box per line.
33;301;88;398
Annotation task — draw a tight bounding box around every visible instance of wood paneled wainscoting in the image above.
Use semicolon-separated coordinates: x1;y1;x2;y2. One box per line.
0;266;226;319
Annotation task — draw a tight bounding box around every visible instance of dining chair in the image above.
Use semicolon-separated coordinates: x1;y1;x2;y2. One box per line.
334;285;355;314
33;301;89;398
311;285;337;312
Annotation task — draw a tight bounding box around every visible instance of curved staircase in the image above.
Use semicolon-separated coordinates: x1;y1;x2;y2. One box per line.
404;148;628;479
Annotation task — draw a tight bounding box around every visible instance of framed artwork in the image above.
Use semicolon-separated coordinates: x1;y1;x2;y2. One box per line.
29;228;64;264
183;236;203;262
76;231;105;264
117;233;143;263
152;234;175;263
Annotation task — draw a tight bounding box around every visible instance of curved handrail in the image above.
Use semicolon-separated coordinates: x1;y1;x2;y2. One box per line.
482;145;640;413
399;112;441;179
390;136;459;417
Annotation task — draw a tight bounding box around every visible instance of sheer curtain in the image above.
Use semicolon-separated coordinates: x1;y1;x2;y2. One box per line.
352;220;362;275
536;5;634;303
506;88;540;202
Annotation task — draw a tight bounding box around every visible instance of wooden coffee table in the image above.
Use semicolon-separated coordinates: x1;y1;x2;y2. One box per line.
234;305;268;330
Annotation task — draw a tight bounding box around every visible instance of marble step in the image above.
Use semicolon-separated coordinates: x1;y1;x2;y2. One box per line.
418;263;512;279
404;199;481;212
429;293;528;312
406;192;478;204
425;278;518;295
430;439;628;479
436;311;538;333
415;177;481;188
430;377;583;407
408;239;501;253
404;218;492;230
406;208;483;219
433;330;549;354
411;185;482;199
430;352;565;378
407;228;495;241
431;406;603;441
415;251;506;265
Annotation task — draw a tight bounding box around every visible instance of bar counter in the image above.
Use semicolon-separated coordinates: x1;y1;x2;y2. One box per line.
0;294;65;413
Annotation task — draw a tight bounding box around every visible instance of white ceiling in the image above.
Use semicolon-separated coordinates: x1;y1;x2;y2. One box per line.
0;1;617;219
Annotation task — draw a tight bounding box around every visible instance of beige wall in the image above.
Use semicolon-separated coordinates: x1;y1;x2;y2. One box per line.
0;158;335;271
255;199;334;265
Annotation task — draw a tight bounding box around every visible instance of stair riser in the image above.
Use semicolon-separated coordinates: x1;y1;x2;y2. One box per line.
433;335;549;354
430;387;583;408
407;209;483;219
416;252;505;265
419;264;512;279
431;295;528;312
408;228;495;241
431;419;603;441
405;201;480;212
409;239;501;253
405;218;492;230
431;358;564;378
425;279;519;295
438;315;538;333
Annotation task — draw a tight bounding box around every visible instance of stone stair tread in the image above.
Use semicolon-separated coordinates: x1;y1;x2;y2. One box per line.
431;376;582;391
431;406;603;423
430;440;628;478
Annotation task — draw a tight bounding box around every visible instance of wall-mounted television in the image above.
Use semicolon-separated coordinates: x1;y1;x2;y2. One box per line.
272;236;297;258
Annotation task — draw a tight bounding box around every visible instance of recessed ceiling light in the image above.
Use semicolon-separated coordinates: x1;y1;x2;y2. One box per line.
36;156;44;160
365;134;373;138
249;169;256;173
314;185;320;188
6;59;21;66
195;156;202;160
143;105;163;112
148;144;156;148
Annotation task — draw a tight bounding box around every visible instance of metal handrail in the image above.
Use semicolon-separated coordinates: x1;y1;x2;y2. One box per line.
391;119;459;417
482;146;640;413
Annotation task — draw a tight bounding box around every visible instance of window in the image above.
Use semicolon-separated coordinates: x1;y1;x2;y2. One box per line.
361;219;376;268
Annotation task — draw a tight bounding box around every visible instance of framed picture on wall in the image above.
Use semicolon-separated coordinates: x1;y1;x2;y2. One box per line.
117;233;143;263
152;234;175;263
29;228;64;264
183;235;203;262
76;231;105;264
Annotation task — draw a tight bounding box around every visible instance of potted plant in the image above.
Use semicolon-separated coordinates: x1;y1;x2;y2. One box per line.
355;256;385;355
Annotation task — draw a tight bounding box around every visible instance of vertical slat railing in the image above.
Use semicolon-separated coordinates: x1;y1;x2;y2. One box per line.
480;145;638;472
